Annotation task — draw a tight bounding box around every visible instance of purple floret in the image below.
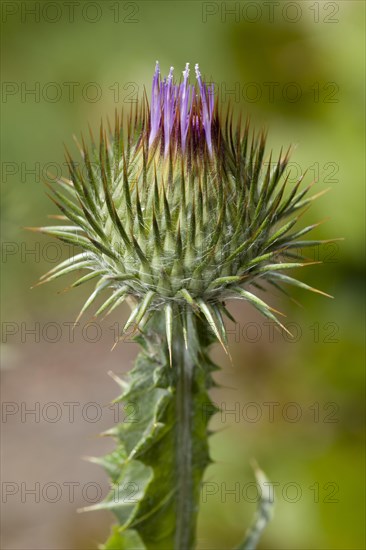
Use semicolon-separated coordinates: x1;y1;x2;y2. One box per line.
149;61;162;147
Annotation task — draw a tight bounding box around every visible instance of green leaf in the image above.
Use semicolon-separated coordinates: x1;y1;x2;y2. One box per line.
101;526;145;550
236;464;274;550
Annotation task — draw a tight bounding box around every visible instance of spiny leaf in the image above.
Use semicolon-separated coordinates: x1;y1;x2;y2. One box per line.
39;252;95;280
267;272;333;298
73;279;110;326
232;287;291;336
197;299;230;355
94;286;129;318
122;291;156;335
35;260;95;286
256;261;319;274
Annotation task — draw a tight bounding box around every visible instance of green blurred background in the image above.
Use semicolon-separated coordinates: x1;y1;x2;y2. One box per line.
1;1;365;548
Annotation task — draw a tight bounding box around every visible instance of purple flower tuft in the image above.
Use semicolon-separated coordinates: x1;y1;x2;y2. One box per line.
149;61;214;157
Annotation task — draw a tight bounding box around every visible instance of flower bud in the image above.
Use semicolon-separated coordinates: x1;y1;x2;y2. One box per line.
35;62;331;353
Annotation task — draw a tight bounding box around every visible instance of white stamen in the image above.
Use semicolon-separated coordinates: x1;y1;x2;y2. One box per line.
168;66;174;82
183;62;190;79
195;63;201;79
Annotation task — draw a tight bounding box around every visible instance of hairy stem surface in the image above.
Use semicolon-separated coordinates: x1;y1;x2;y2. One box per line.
175;317;193;547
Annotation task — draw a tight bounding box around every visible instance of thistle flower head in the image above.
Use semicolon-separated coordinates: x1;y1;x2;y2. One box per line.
35;62;331;353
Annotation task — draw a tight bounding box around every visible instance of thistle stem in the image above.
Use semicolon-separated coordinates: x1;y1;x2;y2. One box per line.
175;308;195;548
99;309;215;549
